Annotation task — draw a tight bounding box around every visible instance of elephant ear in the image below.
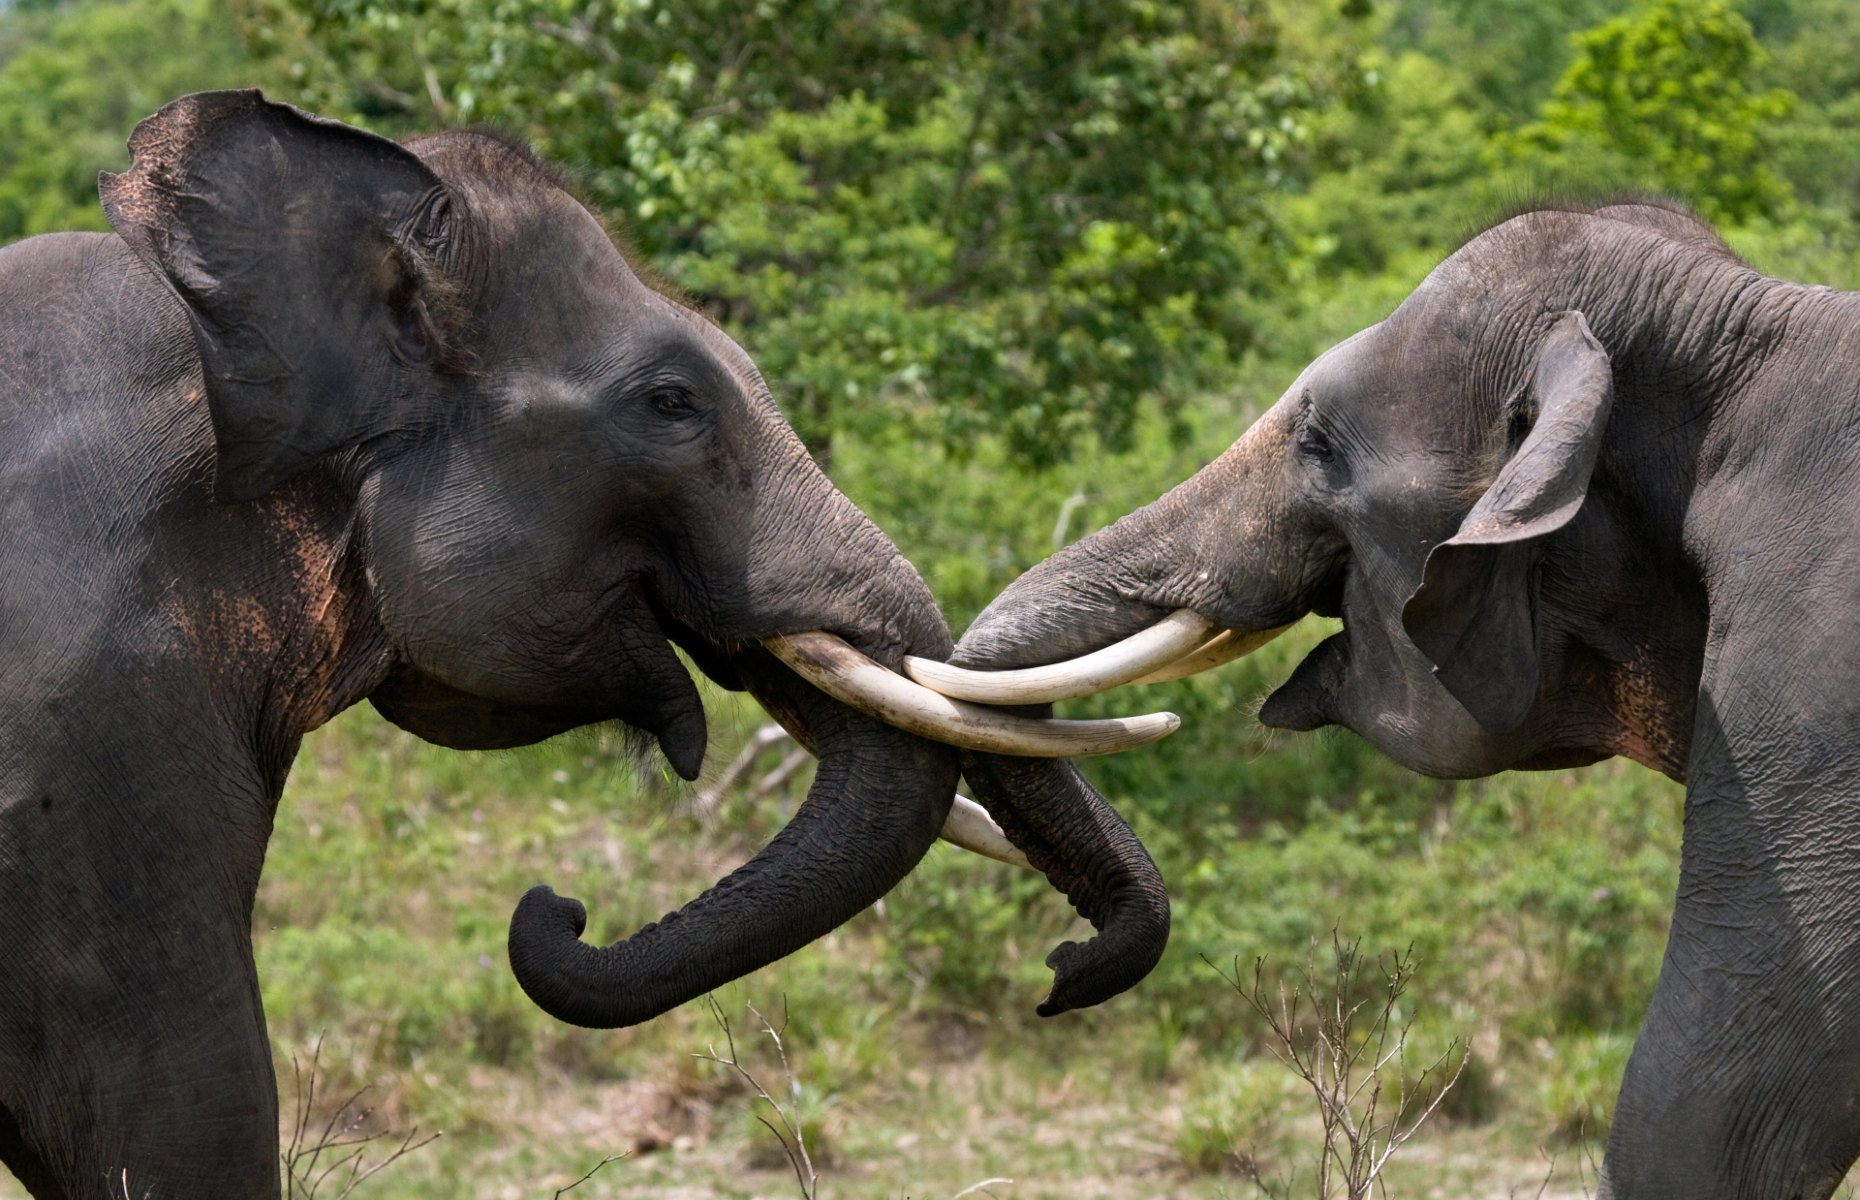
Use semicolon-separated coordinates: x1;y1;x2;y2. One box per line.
1401;310;1613;735
99;90;458;501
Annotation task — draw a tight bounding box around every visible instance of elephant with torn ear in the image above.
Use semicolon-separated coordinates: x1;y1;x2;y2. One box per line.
930;199;1860;1199
0;91;1175;1199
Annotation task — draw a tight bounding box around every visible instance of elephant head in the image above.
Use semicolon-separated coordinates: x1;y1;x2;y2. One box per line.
98;91;1170;1027
935;202;1728;784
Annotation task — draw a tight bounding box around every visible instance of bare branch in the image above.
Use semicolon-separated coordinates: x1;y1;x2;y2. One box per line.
553;1152;630;1198
279;1038;441;1200
693;995;819;1200
690;723;792;822
1210;932;1469;1199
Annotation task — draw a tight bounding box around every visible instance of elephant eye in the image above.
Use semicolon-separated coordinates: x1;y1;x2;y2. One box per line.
646;387;696;418
1295;422;1334;465
1506;397;1538;451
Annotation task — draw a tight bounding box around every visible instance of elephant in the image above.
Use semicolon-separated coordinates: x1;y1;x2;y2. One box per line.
0;91;1173;1199
919;199;1860;1198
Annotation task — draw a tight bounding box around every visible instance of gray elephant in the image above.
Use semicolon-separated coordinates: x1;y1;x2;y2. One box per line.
0;92;1173;1199
922;200;1860;1198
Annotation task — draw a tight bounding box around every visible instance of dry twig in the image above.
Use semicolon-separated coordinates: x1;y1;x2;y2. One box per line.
693;995;819;1200
1214;933;1467;1200
280;1036;440;1199
553;1152;629;1198
690;723;803;822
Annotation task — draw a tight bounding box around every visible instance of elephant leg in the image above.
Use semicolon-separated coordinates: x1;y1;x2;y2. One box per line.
1599;769;1860;1198
1;921;280;1199
0;1100;69;1200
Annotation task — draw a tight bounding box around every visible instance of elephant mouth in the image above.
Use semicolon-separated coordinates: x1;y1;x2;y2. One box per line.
1256;630;1348;731
637;594;1142;870
1308;565;1348;620
649;593;743;692
1244;562;1348;729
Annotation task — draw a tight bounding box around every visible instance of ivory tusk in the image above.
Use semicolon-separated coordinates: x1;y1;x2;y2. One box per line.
941;793;1033;870
1129;623;1295;684
901;610;1218;704
764;632;1181;758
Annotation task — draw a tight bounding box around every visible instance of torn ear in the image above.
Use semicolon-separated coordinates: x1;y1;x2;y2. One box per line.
1402;311;1614;734
99;89;458;501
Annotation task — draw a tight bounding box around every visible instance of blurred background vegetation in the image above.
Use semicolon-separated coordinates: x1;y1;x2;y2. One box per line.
3;0;1858;1194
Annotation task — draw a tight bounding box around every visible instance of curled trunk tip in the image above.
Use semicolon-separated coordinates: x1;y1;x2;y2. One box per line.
507;657;957;1029
960;751;1171;1016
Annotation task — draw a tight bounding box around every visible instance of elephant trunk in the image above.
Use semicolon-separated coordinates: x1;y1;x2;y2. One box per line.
959;749;1168;1014
508;393;1195;1025
507;645;956;1028
954;402;1309;673
953;500;1189;672
937;496;1193;1014
919;409;1323;1017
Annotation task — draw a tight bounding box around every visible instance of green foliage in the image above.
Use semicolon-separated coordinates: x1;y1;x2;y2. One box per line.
1174;1056;1302;1174
1498;0;1796;222
1375;0;1629;120
243;0;1334;464
0;0;253;241
1287;50;1494;274
1749;0;1860;214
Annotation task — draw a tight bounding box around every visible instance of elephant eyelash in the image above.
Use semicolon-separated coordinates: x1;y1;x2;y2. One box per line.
1293;396;1336;466
1295;422;1335;464
388;238;480;377
389;295;439;367
646;386;697;418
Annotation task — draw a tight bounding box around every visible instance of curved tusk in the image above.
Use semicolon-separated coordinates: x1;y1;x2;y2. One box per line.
902;610;1218;704
1130;623;1295;685
941;793;1033;870
764;632;1180;758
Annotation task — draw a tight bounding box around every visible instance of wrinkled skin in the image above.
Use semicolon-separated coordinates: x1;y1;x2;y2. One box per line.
958;201;1860;1199
0;92;1164;1199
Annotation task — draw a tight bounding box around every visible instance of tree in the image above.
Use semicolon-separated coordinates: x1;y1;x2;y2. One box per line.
243;0;1337;466
1375;0;1626;121
1498;0;1795;224
0;0;255;242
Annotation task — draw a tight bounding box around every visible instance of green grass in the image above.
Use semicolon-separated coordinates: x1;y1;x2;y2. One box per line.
223;707;1691;1194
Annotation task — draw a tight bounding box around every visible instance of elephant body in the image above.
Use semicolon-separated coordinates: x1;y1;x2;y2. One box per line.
0;94;1168;1198
955;201;1860;1198
0;233;314;1196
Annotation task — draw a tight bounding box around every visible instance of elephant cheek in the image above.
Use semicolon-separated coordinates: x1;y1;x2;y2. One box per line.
1258;632;1348;732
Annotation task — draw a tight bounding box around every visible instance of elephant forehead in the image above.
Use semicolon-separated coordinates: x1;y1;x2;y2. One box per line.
480;206;656;329
1293;323;1434;417
1293;324;1382;391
